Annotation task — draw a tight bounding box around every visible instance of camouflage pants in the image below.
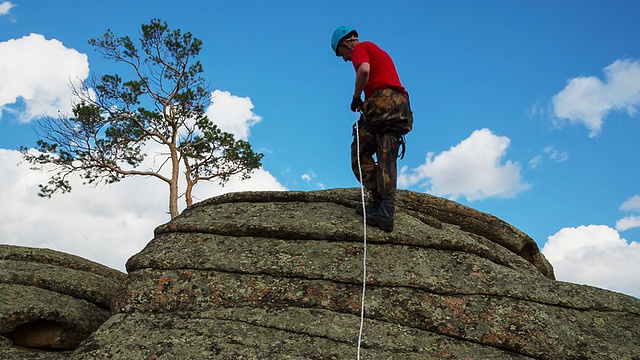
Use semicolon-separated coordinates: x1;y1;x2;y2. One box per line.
351;89;412;199
351;125;401;199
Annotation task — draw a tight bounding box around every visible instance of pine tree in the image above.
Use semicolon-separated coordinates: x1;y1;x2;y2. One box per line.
20;19;263;219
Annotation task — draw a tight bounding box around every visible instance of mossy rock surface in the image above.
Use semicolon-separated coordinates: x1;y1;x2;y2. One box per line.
0;245;125;356
5;189;638;359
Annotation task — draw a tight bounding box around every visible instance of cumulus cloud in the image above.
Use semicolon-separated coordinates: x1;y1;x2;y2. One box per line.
0;34;89;122
542;225;640;297
0;148;167;271
0;146;284;271
0;30;283;271
552;58;640;137
205;90;262;140
0;1;14;16
620;195;640;212
398;128;530;201
1;87;285;271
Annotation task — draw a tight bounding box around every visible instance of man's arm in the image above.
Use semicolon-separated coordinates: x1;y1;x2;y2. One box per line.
354;62;370;99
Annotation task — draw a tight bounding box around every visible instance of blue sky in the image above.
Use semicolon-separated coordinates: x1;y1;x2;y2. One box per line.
1;1;639;297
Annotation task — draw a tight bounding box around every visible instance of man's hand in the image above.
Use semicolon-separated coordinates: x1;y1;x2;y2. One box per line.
350;95;364;112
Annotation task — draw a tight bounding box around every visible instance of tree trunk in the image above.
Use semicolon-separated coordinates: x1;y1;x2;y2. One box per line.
168;179;179;219
168;145;180;219
183;156;195;209
185;181;194;209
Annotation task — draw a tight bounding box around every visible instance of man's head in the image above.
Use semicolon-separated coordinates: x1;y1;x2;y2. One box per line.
331;26;359;62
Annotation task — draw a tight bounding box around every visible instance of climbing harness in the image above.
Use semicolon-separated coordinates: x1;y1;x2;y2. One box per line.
373;131;407;160
354;112;368;360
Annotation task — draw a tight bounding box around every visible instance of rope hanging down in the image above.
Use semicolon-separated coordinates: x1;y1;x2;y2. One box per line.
354;112;368;360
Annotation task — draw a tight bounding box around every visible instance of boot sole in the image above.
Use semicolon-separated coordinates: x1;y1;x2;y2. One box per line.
377;221;394;232
365;217;394;232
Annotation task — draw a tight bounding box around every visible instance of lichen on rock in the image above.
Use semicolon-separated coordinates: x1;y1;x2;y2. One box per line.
0;245;126;357
77;188;640;359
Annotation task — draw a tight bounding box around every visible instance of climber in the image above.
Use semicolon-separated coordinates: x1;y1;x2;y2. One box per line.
331;26;413;232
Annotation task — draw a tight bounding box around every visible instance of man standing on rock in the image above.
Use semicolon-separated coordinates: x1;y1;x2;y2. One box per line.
331;26;413;232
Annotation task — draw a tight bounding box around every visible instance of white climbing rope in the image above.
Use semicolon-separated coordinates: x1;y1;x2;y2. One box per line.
354;112;368;360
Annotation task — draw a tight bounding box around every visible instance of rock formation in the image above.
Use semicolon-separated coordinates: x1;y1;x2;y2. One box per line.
65;188;639;359
0;244;126;359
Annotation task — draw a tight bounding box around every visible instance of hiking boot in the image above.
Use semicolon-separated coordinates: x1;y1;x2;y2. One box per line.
365;197;395;232
355;198;381;216
355;192;381;216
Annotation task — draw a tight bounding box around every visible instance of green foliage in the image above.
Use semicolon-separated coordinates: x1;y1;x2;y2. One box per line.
179;117;264;185
21;19;263;218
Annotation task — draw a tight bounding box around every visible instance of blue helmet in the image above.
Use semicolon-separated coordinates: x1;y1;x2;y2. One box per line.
331;26;357;55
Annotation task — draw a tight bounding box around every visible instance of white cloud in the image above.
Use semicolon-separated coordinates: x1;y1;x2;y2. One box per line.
552;58;640;137
529;155;543;169
0;1;14;16
544;146;569;162
616;216;640;232
0;31;284;272
542;225;640;297
191;167;285;202
620;195;640;212
205;90;262;140
0;34;89;122
616;195;640;232
299;171;325;189
398;128;530;201
530;146;569;169
1;86;285;271
0;146;285;271
0;148;167;271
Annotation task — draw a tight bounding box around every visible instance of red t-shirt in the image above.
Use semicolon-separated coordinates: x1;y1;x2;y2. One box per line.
351;41;406;99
